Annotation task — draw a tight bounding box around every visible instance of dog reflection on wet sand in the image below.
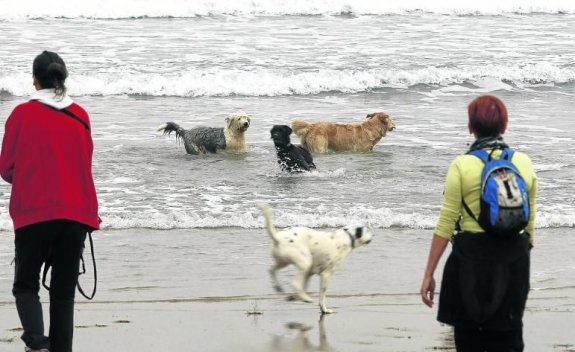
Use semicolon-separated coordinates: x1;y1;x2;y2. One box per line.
269;316;334;352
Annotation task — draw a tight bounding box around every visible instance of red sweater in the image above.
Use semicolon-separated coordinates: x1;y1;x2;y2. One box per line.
0;100;100;230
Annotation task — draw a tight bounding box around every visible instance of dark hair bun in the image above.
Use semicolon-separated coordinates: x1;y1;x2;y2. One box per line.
47;62;68;81
33;51;68;96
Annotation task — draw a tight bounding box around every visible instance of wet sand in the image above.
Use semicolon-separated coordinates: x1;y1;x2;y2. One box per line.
0;227;574;351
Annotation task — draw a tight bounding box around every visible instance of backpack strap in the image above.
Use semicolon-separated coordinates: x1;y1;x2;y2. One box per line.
33;100;91;131
461;149;487;223
469;147;514;162
500;148;514;161
468;149;490;163
461;198;478;223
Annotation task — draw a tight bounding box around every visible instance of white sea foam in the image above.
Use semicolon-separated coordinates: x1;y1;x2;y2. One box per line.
536;211;575;229
105;177;140;184
0;209;571;231
85;209;575;230
1;64;573;97
535;163;570;172
0;0;573;19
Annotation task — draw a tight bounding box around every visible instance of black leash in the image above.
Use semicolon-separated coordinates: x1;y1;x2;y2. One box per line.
42;231;97;300
78;231;97;300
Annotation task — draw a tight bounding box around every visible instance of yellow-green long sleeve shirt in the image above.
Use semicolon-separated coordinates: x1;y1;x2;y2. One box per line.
434;149;537;244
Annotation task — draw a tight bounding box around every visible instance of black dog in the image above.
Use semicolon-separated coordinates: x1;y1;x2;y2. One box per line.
270;125;316;172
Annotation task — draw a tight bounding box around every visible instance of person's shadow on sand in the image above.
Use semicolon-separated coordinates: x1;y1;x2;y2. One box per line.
269;315;334;352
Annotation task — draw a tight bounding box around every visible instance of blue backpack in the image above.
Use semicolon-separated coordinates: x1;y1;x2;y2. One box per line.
462;148;530;236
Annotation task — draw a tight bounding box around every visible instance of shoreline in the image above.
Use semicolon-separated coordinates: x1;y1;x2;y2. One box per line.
1;227;574;351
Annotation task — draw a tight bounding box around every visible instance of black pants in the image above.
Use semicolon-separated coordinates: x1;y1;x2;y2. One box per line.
454;326;524;352
13;220;88;352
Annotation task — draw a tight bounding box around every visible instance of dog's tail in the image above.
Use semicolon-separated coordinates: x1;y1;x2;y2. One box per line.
157;122;186;141
291;119;311;139
258;203;280;244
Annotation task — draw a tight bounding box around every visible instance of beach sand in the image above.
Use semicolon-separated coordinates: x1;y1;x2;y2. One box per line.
0;227;574;352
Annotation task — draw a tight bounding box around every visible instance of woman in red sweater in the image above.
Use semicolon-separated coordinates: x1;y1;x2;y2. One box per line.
0;51;100;352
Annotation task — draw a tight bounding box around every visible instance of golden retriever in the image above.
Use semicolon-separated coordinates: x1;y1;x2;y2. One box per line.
291;112;395;153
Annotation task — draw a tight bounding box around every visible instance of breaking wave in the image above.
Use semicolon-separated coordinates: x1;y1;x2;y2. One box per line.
0;208;572;231
1;63;574;97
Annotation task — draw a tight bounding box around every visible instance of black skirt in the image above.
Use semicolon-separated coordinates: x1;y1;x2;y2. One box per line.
437;232;530;330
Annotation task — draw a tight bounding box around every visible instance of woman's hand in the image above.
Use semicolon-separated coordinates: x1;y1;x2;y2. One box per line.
420;275;436;307
421;234;449;308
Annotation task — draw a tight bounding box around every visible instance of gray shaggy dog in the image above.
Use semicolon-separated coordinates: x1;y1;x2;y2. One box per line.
157;112;251;154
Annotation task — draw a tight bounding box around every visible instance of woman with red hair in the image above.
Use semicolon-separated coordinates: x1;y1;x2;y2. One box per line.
420;95;537;351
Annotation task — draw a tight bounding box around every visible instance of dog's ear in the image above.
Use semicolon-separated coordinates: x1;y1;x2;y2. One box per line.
355;227;363;238
225;117;232;127
285;126;293;135
366;113;375;119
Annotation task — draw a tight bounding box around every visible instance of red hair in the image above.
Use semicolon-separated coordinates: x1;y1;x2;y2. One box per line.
467;95;508;137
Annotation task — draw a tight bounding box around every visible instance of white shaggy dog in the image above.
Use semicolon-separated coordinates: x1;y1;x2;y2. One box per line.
258;204;373;314
157;111;250;154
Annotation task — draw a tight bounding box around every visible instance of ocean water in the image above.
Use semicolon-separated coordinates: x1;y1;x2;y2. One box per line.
0;1;574;301
1;1;574;231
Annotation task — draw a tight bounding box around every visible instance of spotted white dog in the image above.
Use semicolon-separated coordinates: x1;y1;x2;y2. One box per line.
258;204;373;314
157;111;250;154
